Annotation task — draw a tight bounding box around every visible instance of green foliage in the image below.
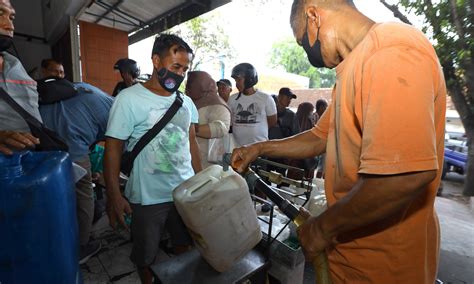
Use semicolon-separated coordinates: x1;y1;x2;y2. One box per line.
394;0;474;195
170;15;233;71
269;38;336;88
397;0;473;108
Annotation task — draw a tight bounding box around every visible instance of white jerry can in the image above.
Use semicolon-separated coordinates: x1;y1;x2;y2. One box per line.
173;165;262;272
307;178;328;217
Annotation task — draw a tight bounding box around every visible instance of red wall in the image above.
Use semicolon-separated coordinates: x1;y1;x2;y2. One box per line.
79;21;128;95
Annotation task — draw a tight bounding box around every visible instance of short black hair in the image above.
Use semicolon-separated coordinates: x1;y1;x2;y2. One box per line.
290;0;355;29
315;99;328;110
41;58;63;69
151;33;194;59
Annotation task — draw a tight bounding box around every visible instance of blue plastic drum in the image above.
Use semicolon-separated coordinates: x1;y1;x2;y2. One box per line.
0;151;79;283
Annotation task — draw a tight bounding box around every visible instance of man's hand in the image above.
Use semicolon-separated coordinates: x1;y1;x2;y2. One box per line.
230;131;326;173
106;195;132;231
104;137;129;229
230;143;262;173
0;131;39;155
297;207;332;261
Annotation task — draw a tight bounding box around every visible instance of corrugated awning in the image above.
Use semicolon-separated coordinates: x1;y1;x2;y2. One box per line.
78;0;231;45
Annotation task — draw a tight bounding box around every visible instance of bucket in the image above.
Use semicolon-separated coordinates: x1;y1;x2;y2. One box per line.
173;165;262;272
0;151;79;283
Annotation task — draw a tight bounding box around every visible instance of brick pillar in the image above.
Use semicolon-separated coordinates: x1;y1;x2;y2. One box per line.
79;21;128;95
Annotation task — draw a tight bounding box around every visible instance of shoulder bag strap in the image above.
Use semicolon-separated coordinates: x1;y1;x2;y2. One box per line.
128;91;184;163
0;87;43;129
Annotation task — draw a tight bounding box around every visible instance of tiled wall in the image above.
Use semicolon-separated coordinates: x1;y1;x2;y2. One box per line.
79;21;128;95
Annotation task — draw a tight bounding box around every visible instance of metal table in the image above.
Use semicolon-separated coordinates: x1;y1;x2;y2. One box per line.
150;195;278;284
150;247;269;284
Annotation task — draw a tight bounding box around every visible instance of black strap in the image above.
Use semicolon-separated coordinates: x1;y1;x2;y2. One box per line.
0;87;43;129
128;92;184;164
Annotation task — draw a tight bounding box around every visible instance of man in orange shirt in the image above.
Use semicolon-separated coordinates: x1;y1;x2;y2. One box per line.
231;0;446;283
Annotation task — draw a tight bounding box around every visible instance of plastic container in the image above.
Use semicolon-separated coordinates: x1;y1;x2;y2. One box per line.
268;237;305;284
173;165;262;272
0;151;79;283
307;178;327;217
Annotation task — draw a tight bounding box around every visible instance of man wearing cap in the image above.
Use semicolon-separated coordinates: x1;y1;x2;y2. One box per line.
269;87;300;141
216;78;232;103
267;87;301;181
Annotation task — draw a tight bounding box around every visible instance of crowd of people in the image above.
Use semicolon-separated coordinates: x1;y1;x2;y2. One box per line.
0;0;446;283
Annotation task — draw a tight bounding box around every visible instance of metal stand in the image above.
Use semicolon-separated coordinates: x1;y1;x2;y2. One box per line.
151;249;268;284
150;158;312;284
150;195;275;284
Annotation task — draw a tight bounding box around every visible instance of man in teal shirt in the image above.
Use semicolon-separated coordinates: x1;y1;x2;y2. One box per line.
104;34;202;284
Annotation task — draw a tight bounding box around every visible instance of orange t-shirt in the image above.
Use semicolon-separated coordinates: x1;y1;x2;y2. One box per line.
312;22;446;283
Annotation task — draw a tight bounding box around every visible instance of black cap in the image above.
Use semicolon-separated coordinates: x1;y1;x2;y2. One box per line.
217;79;232;88
279;87;297;99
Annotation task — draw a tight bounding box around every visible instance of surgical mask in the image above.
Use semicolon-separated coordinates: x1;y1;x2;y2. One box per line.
156;67;184;93
0;35;13;52
302;20;325;68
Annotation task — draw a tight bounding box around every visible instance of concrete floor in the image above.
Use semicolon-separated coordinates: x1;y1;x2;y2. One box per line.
81;217;139;283
436;173;474;284
84;173;473;283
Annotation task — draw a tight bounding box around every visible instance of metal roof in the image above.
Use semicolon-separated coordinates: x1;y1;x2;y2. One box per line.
79;0;231;44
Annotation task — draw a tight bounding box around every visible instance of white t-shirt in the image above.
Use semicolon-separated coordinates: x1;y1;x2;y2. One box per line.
228;90;277;146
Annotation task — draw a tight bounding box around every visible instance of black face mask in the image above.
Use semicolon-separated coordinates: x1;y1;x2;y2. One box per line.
156;67;184;93
302;20;325;68
0;35;13;52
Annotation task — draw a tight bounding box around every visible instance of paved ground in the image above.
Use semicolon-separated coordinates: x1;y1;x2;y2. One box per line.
81;218;139;283
436;173;474;284
84;173;473;283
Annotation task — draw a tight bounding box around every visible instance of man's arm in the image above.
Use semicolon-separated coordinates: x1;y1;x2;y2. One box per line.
196;120;228;139
267;114;277;128
231;130;326;172
195;124;210;139
196;106;231;139
189;124;202;173
0;131;39;155
297;170;437;259
103;137;132;230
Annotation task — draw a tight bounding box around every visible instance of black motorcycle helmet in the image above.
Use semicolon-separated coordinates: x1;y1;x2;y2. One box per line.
114;58;140;79
231;63;258;90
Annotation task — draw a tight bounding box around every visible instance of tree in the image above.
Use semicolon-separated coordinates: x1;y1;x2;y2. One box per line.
319;68;337;88
381;0;474;195
170;15;233;71
269;38;336;88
